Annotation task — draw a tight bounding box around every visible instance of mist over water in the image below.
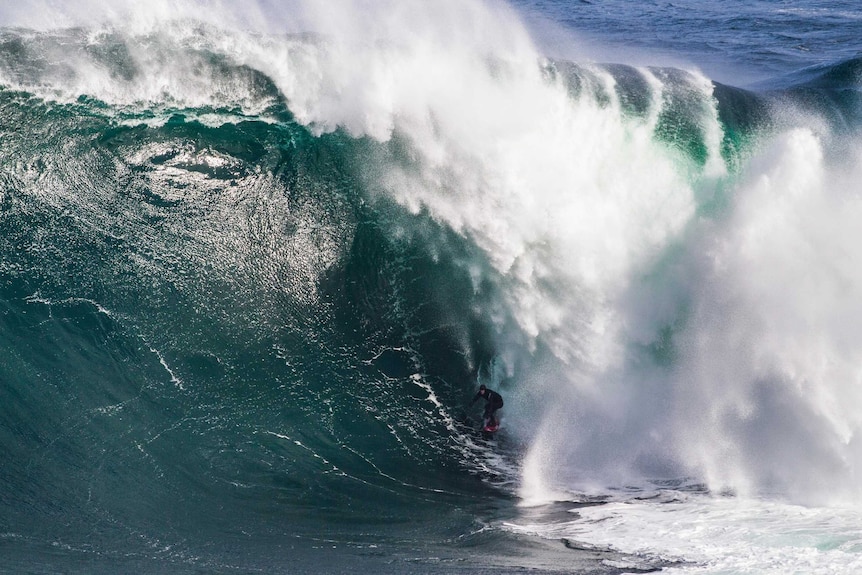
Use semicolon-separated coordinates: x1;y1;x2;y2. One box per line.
4;0;862;573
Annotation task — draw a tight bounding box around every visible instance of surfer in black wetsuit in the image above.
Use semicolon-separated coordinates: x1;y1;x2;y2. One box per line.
471;384;503;428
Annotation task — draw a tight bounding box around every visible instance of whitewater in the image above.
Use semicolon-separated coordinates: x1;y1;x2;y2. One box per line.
2;0;862;573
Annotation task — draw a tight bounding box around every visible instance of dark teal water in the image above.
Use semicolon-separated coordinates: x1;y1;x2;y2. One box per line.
3;2;862;573
0;87;511;572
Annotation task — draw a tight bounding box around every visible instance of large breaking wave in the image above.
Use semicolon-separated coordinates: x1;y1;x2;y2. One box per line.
4;0;862;571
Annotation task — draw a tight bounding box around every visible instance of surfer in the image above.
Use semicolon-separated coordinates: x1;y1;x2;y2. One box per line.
470;384;503;428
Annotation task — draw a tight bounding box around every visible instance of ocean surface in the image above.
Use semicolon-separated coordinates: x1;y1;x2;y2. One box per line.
2;1;862;573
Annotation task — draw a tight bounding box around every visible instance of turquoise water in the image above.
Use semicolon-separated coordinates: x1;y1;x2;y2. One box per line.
3;1;862;573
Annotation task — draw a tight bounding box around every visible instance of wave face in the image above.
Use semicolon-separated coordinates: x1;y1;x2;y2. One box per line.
4;1;862;572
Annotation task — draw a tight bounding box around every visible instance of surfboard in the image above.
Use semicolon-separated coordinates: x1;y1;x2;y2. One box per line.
480;419;500;439
482;421;500;433
456;413;500;440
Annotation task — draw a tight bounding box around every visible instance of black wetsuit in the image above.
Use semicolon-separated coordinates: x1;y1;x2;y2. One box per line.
472;388;504;425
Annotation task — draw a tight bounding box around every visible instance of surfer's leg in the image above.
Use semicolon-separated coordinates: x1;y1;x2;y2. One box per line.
483;403;497;427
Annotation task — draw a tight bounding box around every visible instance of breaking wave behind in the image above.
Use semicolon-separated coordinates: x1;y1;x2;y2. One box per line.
4;0;862;572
